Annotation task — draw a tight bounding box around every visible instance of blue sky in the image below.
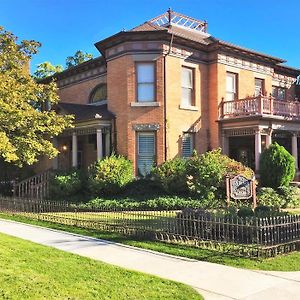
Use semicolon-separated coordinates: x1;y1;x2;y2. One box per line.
1;0;299;73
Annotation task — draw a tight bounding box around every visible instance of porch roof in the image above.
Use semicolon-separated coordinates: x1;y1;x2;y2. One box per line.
56;102;114;122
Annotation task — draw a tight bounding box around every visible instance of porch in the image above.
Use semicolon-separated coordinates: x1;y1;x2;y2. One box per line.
52;102;114;171
222;127;299;173
53;126;112;171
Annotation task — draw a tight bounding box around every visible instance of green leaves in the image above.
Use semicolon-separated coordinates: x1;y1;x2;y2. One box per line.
34;62;63;79
260;143;295;188
0;26;73;166
65;50;93;69
88;154;134;195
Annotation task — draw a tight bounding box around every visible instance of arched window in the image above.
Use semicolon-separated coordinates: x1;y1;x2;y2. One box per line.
89;84;107;103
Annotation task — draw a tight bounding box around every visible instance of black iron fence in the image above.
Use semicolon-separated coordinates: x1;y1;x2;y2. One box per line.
0;196;299;258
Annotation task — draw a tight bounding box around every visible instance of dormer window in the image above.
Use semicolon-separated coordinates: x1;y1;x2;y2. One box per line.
89;84;107;103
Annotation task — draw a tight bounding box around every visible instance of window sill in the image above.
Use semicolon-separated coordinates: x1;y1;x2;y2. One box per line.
131;102;160;107
179;105;198;111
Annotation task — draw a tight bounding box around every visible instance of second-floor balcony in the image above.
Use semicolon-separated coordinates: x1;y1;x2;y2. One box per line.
220;95;300;120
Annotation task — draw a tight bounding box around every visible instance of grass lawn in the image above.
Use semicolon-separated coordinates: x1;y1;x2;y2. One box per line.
285;208;300;215
0;232;202;300
1;213;299;272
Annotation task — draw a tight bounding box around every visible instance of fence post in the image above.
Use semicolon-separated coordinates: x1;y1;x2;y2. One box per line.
252;176;257;209
226;176;230;207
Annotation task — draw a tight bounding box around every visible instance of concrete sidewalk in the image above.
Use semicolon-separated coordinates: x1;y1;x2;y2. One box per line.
0;219;299;300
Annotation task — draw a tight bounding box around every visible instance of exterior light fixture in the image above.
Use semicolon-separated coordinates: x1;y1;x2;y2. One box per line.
62;145;68;151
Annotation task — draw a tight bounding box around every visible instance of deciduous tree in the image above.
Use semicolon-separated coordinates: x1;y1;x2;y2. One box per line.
66;50;93;68
0;26;73;166
34;61;63;79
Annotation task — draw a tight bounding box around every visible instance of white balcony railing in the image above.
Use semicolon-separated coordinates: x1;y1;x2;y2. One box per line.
220;96;300;119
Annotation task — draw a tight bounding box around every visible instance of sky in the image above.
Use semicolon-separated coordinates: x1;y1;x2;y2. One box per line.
1;0;299;73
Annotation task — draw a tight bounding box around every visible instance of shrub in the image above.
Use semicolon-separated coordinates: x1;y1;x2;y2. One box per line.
88;154;134;195
122;178;165;199
0;181;13;196
257;187;285;208
78;196;207;210
260;143;295;188
254;205;286;217
49;170;83;201
237;206;254;218
151;158;188;194
186;150;226;201
186;149;253;202
277;186;300;208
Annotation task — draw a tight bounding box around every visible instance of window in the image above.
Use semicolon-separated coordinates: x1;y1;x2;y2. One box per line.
181;67;194;106
136;63;155;102
272;86;286;101
226;72;238;101
255;78;264;96
89;84;107;103
137;132;156;176
182;133;194;158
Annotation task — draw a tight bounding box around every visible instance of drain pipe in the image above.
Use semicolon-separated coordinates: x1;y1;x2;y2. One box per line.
163;28;174;161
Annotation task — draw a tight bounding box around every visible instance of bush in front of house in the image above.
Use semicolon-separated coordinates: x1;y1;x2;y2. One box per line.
257;187;285;208
151;157;189;194
121;178;165;199
88;153;134;195
277;186;300;208
186;149;254;203
49;169;84;201
77;196;207;210
260;142;295;188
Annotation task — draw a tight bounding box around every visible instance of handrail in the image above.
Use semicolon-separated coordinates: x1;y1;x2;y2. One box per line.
13;169;53;200
221;96;300;119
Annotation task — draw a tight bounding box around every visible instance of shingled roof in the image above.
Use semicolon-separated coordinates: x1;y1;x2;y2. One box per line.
56;102;114;122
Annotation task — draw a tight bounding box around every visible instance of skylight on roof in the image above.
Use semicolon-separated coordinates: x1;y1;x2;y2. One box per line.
150;10;207;33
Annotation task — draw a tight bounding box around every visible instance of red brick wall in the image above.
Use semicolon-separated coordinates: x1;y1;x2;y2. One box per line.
107;55;165;173
57;76;106;104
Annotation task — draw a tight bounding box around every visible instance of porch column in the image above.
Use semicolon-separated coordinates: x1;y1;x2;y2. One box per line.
266;128;272;148
255;129;262;172
52;137;58;170
292;133;298;170
72;132;78;168
221;132;229;156
96;128;103;160
105;131;110;156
